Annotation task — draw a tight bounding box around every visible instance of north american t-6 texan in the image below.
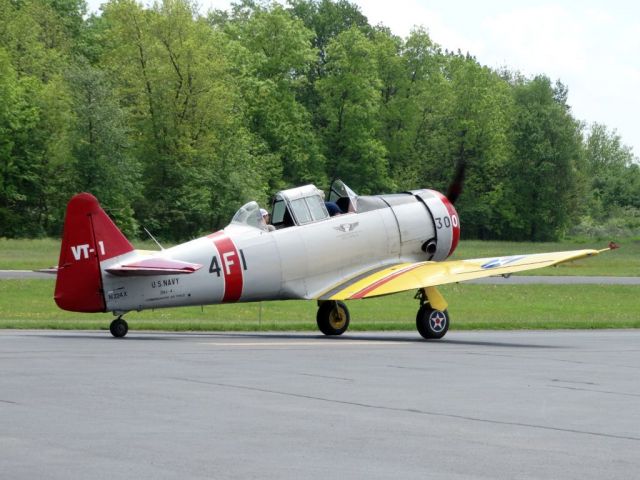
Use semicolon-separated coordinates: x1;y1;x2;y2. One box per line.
53;170;615;339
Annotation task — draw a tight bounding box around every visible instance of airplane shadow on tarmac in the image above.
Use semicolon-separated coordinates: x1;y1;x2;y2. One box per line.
37;330;563;349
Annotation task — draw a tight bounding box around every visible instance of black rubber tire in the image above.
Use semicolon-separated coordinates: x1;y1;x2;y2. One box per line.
316;301;350;336
110;318;129;338
416;305;449;339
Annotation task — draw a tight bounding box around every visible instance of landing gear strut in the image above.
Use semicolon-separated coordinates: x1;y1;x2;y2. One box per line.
316;301;350;336
109;316;128;338
415;288;449;339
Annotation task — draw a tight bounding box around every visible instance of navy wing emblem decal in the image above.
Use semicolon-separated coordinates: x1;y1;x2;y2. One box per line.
334;222;359;233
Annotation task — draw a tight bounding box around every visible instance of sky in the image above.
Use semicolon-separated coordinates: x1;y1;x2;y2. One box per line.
87;0;640;159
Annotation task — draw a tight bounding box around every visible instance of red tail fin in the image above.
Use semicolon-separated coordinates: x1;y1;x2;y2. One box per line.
54;193;134;312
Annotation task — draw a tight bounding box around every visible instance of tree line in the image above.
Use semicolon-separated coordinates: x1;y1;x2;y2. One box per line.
1;0;638;241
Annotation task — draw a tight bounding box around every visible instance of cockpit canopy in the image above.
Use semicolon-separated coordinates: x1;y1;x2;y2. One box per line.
229;181;358;231
272;184;328;228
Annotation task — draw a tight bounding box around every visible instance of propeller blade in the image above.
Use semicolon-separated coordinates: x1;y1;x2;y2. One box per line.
446;160;466;205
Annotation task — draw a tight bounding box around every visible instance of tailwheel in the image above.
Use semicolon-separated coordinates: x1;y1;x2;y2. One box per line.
316;301;350;336
416;304;449;339
109;317;129;338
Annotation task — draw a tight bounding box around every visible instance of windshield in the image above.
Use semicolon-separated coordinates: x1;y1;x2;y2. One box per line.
230;201;264;229
306;195;328;221
290;198;312;224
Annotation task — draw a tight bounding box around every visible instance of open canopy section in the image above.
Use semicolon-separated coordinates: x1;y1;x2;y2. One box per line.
329;179;358;213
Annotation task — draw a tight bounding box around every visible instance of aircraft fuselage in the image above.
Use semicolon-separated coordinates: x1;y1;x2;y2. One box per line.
100;189;458;313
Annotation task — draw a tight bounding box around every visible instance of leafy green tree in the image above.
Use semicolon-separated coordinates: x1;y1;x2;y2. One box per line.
316;26;390;193
288;0;372;143
66;61;141;236
100;0;272;238
372;26;411;183
383;28;451;190
506;76;583;241
382;36;514;239
0;48;38;236
0;0;79;236
288;0;371;69
441;55;514;239
214;3;325;189
584;123;640;212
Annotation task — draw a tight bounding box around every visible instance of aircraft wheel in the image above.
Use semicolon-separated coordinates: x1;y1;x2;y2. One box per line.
416;305;449;340
316;301;350;336
110;318;128;338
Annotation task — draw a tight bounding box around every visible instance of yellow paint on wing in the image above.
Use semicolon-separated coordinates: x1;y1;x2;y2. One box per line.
329;249;602;300
328;263;414;300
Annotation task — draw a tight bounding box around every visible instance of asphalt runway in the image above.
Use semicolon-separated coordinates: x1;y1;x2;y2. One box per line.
1;330;639;479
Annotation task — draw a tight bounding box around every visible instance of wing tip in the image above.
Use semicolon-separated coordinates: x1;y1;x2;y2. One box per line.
597;241;620;254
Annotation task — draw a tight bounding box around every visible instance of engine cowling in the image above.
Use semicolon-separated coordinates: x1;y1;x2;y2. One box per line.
413;189;460;261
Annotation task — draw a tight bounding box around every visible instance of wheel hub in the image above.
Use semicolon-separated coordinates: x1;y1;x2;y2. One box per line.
429;310;447;333
329;306;347;330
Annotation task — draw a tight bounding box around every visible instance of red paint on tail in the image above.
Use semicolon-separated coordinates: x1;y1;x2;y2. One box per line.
54;193;134;312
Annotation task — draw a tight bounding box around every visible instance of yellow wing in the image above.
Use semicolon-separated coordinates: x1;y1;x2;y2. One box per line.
319;249;606;301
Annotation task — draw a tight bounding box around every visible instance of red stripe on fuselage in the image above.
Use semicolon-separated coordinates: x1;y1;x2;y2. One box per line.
209;231;243;302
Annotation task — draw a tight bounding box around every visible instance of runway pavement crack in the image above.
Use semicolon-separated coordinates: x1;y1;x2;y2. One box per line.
296;372;354;382
548;384;640;398
172;377;640;442
551;379;596;385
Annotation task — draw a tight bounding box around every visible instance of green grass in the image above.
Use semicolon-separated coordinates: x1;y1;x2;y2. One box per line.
2;237;638;275
0;238;62;270
1;279;638;332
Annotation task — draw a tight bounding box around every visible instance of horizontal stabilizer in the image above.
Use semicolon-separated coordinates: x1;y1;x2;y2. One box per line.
35;267;59;274
105;258;202;276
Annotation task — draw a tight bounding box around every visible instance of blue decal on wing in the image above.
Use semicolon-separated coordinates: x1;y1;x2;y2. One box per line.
481;255;526;269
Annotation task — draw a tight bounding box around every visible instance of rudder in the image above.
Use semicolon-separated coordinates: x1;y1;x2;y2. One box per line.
54;193;134;312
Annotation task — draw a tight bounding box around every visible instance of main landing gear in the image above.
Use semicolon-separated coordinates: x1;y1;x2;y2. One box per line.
316;289;450;340
316;300;350;335
415;287;449;339
109;316;129;338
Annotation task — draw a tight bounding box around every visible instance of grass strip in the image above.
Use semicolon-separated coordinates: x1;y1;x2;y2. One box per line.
1;280;638;332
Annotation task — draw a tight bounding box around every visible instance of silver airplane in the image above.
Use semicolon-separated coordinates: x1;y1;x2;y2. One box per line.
53;179;612;338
